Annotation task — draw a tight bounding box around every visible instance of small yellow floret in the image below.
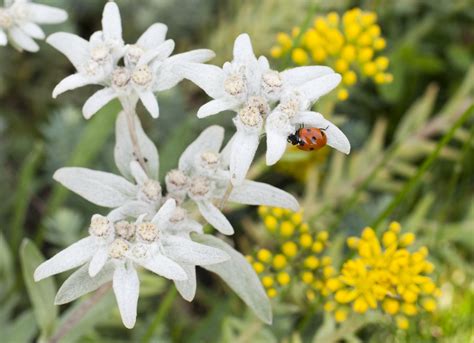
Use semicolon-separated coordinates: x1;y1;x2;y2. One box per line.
322;256;332;266
334;308;348;322
267;288;277;298
375;56;389;70
358;33;372;46
368;25;381;37
258;206;268;217
347;237;359;249
292;48;309;65
264;216;278;232
276;32;292;50
291;212;303;225
304;256;320;270
375;73;387;84
327;12;339;26
324;301;336;312
422;298;437;312
362;62;377;76
252;262;265;274
343;70;357;86
396;316;409;330
300;233;313;248
280;221;295;237
272;254;287;269
353;297;369;313
299;223;309;233
257;249;272;263
402;303;418;316
400;233;416;247
383;298;400;314
262;276;274;288
382;231;397;247
311;47;327;62
358;47;374;62
335;59;349;73
302;271;314;284
282;241;298;258
338;88;349;101
341;45;356;61
312;241;324;253
272;208;284;217
389;221;401;233
277;272;291;285
374;37;386;50
317;231;329;242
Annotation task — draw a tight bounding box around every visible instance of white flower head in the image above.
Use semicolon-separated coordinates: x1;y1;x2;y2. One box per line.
0;0;67;52
175;33;350;184
47;2;215;119
165;125;299;236
34;199;229;329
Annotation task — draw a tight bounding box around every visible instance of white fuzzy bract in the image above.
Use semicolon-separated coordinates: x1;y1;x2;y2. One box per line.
175;33;351;184
47;2;214;119
0;0;67;52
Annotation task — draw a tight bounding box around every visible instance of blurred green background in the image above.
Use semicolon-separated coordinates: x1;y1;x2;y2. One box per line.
0;0;473;342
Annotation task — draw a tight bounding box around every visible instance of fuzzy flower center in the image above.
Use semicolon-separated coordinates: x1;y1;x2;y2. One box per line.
108;238;129;259
0;9;13;28
142;179;162;201
115;221;136;240
166;169;189;192
132;65;153;87
90;45;110;63
262;71;282;91
89;214;110;237
131;243;149;259
189;176;210;197
278;98;300;118
200;151;219;169
112;67;131;88
224;73;246;95
126;44;145;65
238;96;269;127
170;207;187;223
137;222;158;242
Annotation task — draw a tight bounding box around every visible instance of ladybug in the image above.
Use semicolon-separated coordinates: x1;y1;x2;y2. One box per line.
287;127;328;151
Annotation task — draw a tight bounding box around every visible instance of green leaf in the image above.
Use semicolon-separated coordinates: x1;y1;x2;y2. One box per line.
4;311;38;343
192;234;273;324
20;239;58;338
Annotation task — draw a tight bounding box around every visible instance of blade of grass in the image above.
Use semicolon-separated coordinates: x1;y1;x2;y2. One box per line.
141;286;177;343
371;104;474;230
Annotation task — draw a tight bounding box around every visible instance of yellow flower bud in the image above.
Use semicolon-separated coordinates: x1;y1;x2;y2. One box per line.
306;289;316;301
353;297;369;313
245;255;253;263
402;290;418;303
277;271;291;285
300;233;313;248
258;206;268;217
262;275;274;288
282;241;298;258
373;37;386;50
302;271;314;284
327;12;339;26
270;46;283;58
389;221;401;233
347;236;360;249
357;33;372;46
345;23;361;40
423;262;435;273
280;221;295;237
375;56;389;70
311;47;327;62
300;223;309;232
368;24;381;37
326;278;342;291
400;233;416;247
374;72;387;84
252;262;265;274
396;316;409;330
272;254;287;270
362;227;376;240
422;298;437;312
323;266;335;278
272;207;284;217
421;281;436;294
335;59;349;73
322;256;332;266
312;241;324;253
402;303;418;316
334;308;348;322
343;70;357;86
362;62;377;76
304;256;320;270
276;32;292;50
338;88;349;101
358;47;374;63
341;45;356;61
291;26;301;38
257;249;272;263
314;17;328;32
324;301;336;312
291;212;303;225
317;231;329;241
382;230;397;248
267;288;277;298
264;216;278;232
361;12;377;27
382;298;400;314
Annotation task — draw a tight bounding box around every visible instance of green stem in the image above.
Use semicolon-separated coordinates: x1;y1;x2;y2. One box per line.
141;286;177;343
371;104;474;230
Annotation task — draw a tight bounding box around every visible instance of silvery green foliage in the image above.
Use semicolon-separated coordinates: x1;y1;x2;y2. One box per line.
34;1;351;329
175;33;351;184
0;0;67;52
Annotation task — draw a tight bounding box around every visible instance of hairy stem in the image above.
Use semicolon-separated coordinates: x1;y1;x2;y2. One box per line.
218;182;234;210
121;97;148;173
48;283;112;343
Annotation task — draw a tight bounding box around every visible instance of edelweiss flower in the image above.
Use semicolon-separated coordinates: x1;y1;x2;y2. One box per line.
54;112;162;220
175;33;349;184
0;0;67;52
34;199;229;328
165;125;299;235
47;2;214;119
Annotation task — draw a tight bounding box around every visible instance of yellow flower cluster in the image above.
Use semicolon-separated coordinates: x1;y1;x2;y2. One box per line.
271;8;393;100
247;206;331;299
323;222;440;329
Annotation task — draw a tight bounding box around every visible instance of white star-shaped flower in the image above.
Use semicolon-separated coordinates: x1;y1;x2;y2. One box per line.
165;125;299;235
175;33;350;184
47;2;214;119
0;0;67;52
34;199;229;329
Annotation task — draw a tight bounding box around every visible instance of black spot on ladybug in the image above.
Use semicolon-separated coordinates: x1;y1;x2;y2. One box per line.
306;128;311;133
144;157;149;163
311;136;317;143
321;131;326;136
310;147;314;151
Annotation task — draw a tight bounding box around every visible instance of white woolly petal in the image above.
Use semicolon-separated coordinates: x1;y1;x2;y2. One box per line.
233;33;255;62
47;32;90;70
258;56;270;70
220;135;235;169
174;264;196;302
102;2;122;42
178;125;224;172
138;91;159;118
53;167;136;207
113;264;139;329
34;237;95;281
138;39;174;65
163;236;230;265
55;263;114;305
9;26;39;52
197;201;234;235
129;161;148;185
82;88;117;119
281;66;334;87
0;30;7;46
229;130;259;185
20;22;45;40
114;111;159;180
265;129;289;166
168;49;215;64
229;180;299;211
107;201;153;222
139;254;187;280
298;73;342;103
173;63;226;99
293;112;351;154
197;98;238;118
151;198;176;226
52;73;92;98
88;248;109;277
137;23;167;49
27;3;68;24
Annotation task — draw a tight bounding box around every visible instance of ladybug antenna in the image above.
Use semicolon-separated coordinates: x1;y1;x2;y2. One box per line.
321;125;330;131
